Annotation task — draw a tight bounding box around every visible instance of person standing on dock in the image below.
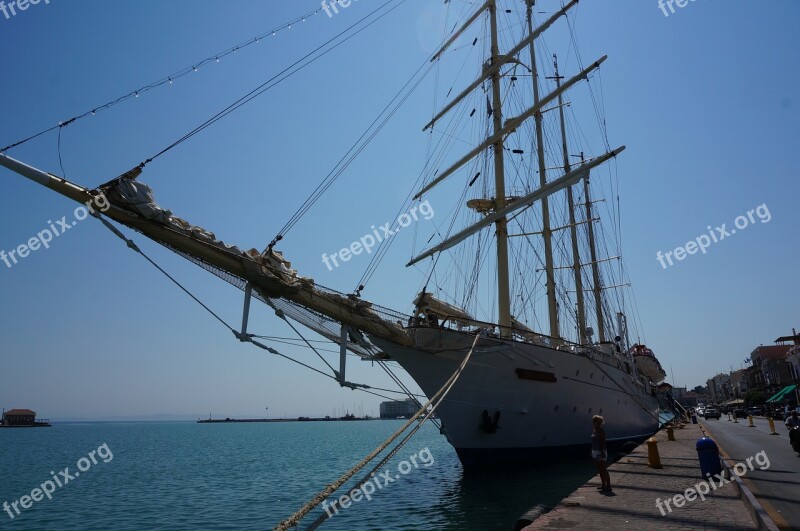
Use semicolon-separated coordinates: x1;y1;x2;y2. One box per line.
592;415;612;492
786;411;800;452
786;410;800;429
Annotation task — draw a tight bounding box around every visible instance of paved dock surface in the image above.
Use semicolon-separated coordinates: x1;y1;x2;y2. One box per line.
522;423;758;530
702;416;800;529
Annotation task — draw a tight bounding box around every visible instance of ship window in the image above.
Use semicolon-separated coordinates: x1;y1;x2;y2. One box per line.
515;368;557;383
554;405;559;412
572;406;577;413
590;372;594;379
599;409;603;415
575;370;580;376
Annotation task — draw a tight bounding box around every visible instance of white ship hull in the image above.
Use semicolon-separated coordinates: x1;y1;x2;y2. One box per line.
370;327;659;466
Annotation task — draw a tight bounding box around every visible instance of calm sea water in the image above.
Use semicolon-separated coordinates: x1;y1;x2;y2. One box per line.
0;421;597;530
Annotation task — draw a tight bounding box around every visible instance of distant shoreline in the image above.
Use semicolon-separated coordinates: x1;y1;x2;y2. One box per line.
16;416;395;424
197;416;390;424
20;417;402;424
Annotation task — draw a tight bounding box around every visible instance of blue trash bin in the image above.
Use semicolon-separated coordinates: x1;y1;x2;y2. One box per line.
696;437;722;478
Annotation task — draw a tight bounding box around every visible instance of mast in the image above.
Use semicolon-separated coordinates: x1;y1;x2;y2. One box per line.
410;0;621;344
488;0;513;335
582;153;606;343
551;54;586;344
408;147;624;266
526;0;559;339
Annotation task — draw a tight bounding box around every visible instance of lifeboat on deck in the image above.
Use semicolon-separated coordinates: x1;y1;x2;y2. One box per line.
629;344;667;383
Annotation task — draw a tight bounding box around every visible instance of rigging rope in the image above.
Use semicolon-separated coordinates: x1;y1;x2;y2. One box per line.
265;298;337;376
354;3;478;291
91;212;236;333
90;213;414;403
0;6;328;154
276;26;432;245
274;332;480;531
57;127;68;181
138;0;406;172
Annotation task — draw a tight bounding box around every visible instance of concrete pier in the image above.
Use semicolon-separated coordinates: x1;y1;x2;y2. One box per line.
520;423;764;530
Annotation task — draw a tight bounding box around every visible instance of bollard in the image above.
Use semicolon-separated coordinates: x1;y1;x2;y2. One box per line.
768;417;778;435
647;438;663;469
748;415;755;428
728;412;733;421
734;413;739;423
696;437;723;478
667;427;675;441
515;504;551;531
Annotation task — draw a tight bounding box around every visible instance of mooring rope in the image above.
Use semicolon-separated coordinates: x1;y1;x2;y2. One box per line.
274;332;481;531
303;335;476;531
90;212;480;530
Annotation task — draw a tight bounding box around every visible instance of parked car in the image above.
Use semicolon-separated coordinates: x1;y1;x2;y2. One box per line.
746;406;762;417
770;410;785;421
733;408;746;418
704;408;721;420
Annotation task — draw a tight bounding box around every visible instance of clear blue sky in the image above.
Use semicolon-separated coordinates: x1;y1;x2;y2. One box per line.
1;0;798;419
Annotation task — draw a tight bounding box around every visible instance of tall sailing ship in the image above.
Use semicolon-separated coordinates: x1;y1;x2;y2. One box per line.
1;0;665;465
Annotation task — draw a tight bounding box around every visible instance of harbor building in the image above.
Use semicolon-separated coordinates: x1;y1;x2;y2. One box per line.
2;408;50;427
379;398;416;419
